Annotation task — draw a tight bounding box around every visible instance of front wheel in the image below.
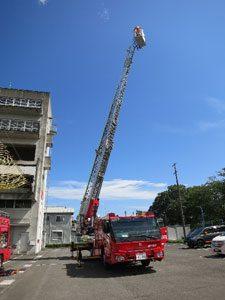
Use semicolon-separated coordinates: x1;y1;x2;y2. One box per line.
0;255;3;268
103;254;110;269
141;259;150;267
196;239;205;248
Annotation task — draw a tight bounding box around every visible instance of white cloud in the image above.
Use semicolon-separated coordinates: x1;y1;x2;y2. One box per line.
206;97;225;114
153;97;225;135
39;0;48;5
97;2;110;23
193;97;225;132
196;119;225;131
48;179;167;201
153;123;186;134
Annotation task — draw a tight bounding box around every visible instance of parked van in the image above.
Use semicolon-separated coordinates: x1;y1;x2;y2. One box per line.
185;225;225;248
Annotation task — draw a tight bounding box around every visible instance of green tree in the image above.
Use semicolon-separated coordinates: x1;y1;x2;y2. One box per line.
150;168;225;228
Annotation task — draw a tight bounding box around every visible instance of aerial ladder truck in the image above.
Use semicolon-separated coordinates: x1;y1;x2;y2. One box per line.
74;27;166;267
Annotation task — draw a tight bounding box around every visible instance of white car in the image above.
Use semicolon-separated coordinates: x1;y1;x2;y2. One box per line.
211;233;225;255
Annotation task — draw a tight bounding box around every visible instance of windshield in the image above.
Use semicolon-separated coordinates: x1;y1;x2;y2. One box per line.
0;232;8;249
188;227;203;237
110;217;160;242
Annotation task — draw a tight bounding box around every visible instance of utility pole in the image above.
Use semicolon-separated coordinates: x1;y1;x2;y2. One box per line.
172;163;186;239
196;206;205;227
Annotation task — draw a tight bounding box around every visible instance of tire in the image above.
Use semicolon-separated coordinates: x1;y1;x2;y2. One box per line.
187;242;194;248
103;254;110;269
101;248;110;269
141;259;150;267
196;239;205;248
90;246;94;257
0;255;3;268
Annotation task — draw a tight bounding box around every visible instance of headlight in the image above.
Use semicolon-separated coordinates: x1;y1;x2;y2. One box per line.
212;241;225;247
115;255;125;261
156;251;164;258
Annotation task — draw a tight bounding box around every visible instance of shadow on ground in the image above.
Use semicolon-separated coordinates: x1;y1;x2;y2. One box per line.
204;254;225;259
65;260;156;278
179;246;210;251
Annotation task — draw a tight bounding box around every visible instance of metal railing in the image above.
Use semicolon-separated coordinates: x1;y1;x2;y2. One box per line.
0;118;39;133
0;96;42;109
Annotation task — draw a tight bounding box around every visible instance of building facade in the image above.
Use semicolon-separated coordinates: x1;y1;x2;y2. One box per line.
44;206;74;245
0;88;56;254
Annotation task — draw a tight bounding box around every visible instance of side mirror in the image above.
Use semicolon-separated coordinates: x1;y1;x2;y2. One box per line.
103;222;110;234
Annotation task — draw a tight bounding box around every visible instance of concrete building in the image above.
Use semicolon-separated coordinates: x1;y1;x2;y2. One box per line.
0;88;56;254
44;206;74;245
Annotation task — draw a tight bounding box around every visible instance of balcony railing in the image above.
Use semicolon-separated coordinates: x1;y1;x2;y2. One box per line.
0;119;39;133
0;96;42;109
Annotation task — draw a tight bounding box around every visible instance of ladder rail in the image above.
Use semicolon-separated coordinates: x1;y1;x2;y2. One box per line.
78;42;137;227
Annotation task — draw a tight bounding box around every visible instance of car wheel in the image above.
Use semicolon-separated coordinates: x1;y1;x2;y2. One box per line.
0;255;3;268
196;239;205;248
141;259;150;267
187;242;194;248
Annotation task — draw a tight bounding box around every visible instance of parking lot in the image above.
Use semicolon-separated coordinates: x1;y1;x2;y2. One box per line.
0;243;224;300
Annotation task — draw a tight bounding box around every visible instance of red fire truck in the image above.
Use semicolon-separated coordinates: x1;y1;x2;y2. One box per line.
0;211;12;267
74;27;168;267
93;213;165;267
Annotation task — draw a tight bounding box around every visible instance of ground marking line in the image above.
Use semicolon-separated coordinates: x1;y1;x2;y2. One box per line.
23;264;32;268
0;279;15;286
13;255;23;260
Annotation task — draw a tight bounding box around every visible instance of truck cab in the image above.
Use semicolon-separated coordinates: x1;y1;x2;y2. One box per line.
94;213;165;267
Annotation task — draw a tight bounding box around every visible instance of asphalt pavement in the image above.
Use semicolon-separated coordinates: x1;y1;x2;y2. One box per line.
0;243;225;300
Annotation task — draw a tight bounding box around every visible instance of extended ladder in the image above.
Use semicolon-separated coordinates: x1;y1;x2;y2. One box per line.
78;27;146;232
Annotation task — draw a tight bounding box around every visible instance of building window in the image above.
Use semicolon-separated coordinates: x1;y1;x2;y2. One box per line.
56;215;65;223
15;200;32;208
51;231;63;241
0;200;31;208
46;215;49;221
0;200;14;208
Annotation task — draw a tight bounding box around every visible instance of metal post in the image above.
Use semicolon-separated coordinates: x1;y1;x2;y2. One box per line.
172;163;186;239
196;206;205;227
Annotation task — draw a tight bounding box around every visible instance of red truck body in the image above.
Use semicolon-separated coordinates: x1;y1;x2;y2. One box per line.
93;212;166;266
0;211;12;266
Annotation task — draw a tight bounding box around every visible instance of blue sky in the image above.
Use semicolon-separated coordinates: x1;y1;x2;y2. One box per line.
1;0;225;216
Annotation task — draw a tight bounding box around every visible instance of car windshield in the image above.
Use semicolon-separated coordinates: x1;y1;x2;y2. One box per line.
110;217;160;242
188;227;204;237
